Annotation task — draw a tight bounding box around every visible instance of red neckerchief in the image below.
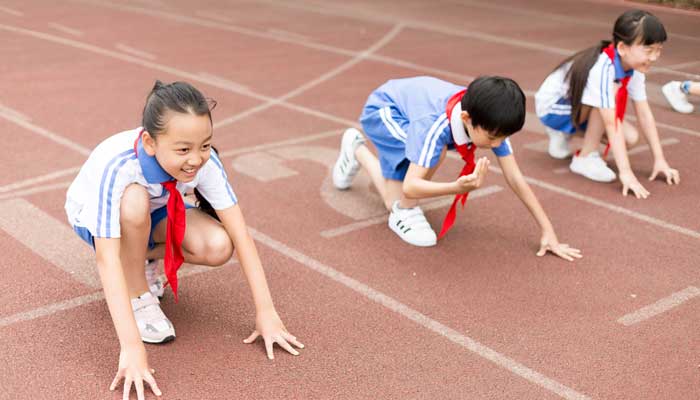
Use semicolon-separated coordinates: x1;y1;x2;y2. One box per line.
134;130;186;302
602;44;631;157
438;89;476;239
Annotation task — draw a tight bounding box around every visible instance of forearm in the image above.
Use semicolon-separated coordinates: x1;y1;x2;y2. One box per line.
234;231;275;313
96;258;143;349
606;122;633;173
403;177;459;199
506;175;554;234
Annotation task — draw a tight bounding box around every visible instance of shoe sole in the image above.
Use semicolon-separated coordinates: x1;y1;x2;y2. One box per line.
569;165;615;183
388;223;436;247
142;334;176;344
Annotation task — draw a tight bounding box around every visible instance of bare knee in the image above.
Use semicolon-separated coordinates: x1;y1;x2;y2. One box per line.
120;184;150;229
624;123;639;146
197;227;234;266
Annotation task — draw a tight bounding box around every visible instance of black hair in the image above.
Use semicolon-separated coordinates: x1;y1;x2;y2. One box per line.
462;76;526;137
142;80;217;137
554;9;667;129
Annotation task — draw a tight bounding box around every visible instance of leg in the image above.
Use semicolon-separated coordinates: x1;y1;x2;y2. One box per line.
570;107;616;182
356;145;446;211
578;106;605;157
119;184;152;299
150;208;234;267
622;120;639;147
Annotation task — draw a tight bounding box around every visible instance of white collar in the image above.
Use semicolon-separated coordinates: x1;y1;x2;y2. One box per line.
449;100;470;146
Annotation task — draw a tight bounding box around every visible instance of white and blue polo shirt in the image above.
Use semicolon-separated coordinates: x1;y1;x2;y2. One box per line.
360;76;513;180
535;50;646;133
65;127;237;239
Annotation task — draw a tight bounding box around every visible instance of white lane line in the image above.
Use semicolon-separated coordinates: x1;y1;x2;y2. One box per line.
626;137;680;156
115;42;156;60
553;167;570;175
0;181;72;201
266;28;313;42
47;22;84;36
0;167;79;193
617;286;700;326
194;10;234;24
320;185;504;238
0;262;229;328
0;5;22;16
0;198;100;288
197;72;252;94
662;60;700;71
0;109;91;155
481;161;700;240
73;1;699;136
213;23;404;130
4;23;699;244
0;102;31;121
249;227;590;400
218;129;341;157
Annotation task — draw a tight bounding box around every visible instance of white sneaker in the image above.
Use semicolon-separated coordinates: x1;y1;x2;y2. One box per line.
662;81;694;114
545;127;572;159
145;259;164;299
131;292;175;344
388;201;437;247
569;151;616;182
332;128;366;190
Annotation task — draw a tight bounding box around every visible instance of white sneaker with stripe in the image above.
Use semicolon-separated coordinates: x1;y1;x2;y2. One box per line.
388;201;437;247
333;128;366;190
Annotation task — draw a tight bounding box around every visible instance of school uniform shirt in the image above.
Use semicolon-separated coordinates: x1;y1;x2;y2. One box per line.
65;127;237;238
360;76;512;179
535;51;646;133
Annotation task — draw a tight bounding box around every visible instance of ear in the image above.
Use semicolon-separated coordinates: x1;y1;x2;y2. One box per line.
616;41;628;56
460;110;471;125
141;131;157;156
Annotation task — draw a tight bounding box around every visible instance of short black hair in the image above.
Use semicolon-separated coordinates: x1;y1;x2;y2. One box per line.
461;76;525;137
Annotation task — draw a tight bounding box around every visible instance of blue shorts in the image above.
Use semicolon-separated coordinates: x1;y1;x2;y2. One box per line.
360;103;411;181
73;204;194;250
539;97;588;134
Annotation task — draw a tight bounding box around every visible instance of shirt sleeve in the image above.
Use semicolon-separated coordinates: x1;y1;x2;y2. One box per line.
581;57;616;109
195;151;238;210
405;114;451;168
86;153;138;238
627;71;647;101
491;138;513;157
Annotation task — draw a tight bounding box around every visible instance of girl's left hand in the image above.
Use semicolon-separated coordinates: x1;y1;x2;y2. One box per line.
243;308;304;360
649;159;680;185
537;231;582;262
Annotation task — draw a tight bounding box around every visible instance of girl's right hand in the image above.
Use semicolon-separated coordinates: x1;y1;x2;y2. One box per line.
619;170;650;199
110;345;161;400
455;157;490;194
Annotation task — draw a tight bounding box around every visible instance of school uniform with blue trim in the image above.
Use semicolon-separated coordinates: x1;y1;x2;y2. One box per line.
360;76;513;181
65;127;237;246
535;50;647;134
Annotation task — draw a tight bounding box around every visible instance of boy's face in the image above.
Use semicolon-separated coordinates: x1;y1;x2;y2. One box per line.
461;112;506;150
142;112;213;182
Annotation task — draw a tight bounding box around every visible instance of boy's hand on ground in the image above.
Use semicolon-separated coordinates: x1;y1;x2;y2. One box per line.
537;231;582;262
649;159;680;185
455;157;490;193
619;170;650;199
110;345;161;400
243;308;304;360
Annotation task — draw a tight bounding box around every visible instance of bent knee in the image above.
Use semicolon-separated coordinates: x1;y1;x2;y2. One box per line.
120;184;150;228
197;228;234;266
624;124;639;146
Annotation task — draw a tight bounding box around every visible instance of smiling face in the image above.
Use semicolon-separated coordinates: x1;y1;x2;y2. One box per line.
142;112;213;182
618;40;662;73
461;111;506;150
